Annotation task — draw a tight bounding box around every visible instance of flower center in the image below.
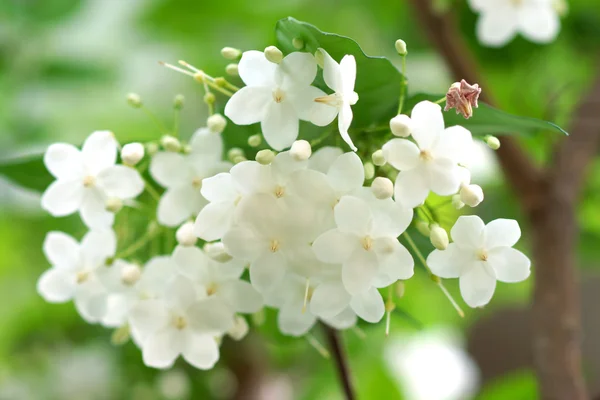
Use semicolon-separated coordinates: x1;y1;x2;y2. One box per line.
269;239;280;252
510;0;523;6
361;236;373;251
477;249;488;261
76;271;90;284
206;283;218;296
191;177;202;189
173;315;188;330
419;150;433;162
274;185;285;198
314;93;342;108
272;87;286;103
82;175;96;188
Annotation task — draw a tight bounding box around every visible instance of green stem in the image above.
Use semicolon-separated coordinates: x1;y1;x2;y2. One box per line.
116;229;157;259
141;106;169;134
434;96;447;105
173;109;180;137
397;55;408;114
144;181;161;202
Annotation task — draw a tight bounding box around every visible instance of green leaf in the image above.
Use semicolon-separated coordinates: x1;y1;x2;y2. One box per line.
0;154;51;193
275;17;403;130
406;94;569;137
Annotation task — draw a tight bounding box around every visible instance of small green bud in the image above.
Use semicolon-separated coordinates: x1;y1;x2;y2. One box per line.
256;149;275;165
160;135;181;152
247;134;262;148
111;324;130;346
372;149;386;166
232;155;247;164
221;47;241;60
430;274;441;284
105;197;123;213
182;144;192;154
203;92;216;105
227;147;245;162
363;162;375;180
207;113;227;134
126;93;142;108
173;94;185;110
264;46;283;64
225;63;239;76
416;220;431;237
485;135;501;150
395;39;407;56
145;142;159;156
292;37;305;49
193;72;206;83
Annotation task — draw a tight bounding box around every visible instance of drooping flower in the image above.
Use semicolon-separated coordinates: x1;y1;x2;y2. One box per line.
445;80;482;119
468;0;560;47
427;215;531;307
224;51;336;150
382;101;473;208
41;131;144;228
150;128;231;227
37;230;117;322
316;49;359;151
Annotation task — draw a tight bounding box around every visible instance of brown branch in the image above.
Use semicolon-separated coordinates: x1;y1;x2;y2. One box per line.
322;325;355;400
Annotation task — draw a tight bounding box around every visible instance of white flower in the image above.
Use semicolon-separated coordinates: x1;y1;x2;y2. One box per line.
224;51;335;151
427;216;531;308
41;131;144;228
316;49;359;151
312;195;414;295
128;274;234;370
469;0;560;47
150;128;231;227
382;101;473;208
37;229;116;322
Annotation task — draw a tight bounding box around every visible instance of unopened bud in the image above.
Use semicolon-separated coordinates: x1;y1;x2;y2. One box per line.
395;39;408;56
121;263;142;286
232;155;247;164
460;184;484;207
126;93;142;108
314;50;324;68
182;144;192;154
256;149;275;165
176;222;197;247
290;140;312;161
221;47;241;60
553;0;568;16
214;77;227;87
207;113;227;134
252;309;266;326
161;135;181;152
264;46;283;64
390;114;412;137
248;134;262;147
203;92;216;105
371;177;394;200
363;162;375;180
227;147;244;162
193;72;205;83
225;63;239;76
203;242;233;263
174;94;185;109
292;37;305;49
228;315;249;341
111;324;130;346
105;197;123;213
416;220;431;237
121;142;144;166
452;194;465;210
145;142;159;156
372;149;386;166
430;224;449;250
485;135;500;150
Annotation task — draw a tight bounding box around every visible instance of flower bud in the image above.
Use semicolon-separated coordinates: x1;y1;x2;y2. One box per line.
203;242;233;263
121;142;144;166
214;77;227;87
292;37;305;49
225;63;239;76
460;184;484;207
227;147;244;162
232;155;247;164
111;325;130;346
105;197;123;213
203;92;216;105
371;177;394;200
372;149;386;166
485;135;500;150
290;140;312;161
161;135;181;152
430;224;449;250
193;72;205;83
314;50;324;68
228;315;249;341
221;47;241;60
395;39;408;56
173;94;185;110
121;263;142;286
390;114;412;137
248;134;262;147
416;220;431;237
452;194;465;210
207;113;227;134
363;162;375;180
256;149;275;165
182;144;192;154
145;142;159;156
176;222;197;247
126;93;142;108
264;46;283;64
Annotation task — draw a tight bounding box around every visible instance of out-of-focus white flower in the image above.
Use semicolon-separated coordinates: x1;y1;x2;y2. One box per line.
41;131;144;228
176;222;198;247
427;216;531;307
382;101;473;208
157;369;191;400
468;0;560;47
227;315;250;340
37;230;116;322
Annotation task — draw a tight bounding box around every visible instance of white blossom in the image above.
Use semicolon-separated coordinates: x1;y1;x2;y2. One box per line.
427;216;531;307
469;0;560;47
41;131;144;228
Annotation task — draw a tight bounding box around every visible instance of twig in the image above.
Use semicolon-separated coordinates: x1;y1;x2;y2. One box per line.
322;324;355;400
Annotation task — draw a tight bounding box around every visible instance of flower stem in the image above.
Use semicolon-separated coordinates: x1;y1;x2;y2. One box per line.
141;106;169;134
322;324;355;400
397;55;408;114
116;228;159;259
144;181;161;203
434;96;447;105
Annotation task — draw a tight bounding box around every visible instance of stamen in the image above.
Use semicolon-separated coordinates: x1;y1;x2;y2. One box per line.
269;239;280;252
158;61;195;77
361;236;373;251
302;279;310;314
306;333;330;359
82;175;96;188
178;60;203;74
437;281;465;318
76;271;89;284
385;310;392;337
174;315;187;330
274;185;285;198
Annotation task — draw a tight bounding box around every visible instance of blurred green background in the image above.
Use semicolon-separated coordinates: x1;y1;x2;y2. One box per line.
1;0;599;399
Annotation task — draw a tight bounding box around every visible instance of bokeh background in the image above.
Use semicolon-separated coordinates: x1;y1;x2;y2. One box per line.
1;0;600;399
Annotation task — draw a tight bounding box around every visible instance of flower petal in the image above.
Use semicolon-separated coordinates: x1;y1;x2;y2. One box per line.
44;143;83;180
182;334;219;370
320;48;342;92
189;127;224;159
142;329;181;369
97;165;144;199
150;152;191;188
410;101;444;150
224;86;271;125
434;126;473;165
518;4;560;43
43;231;80;269
261;101;299;151
373;241;414;286
342;248;378;295
172;245;210;281
487;247;531;283
459;262;497;307
37;268;76;302
81;229;116;266
194;201;235;242
394;168;429;208
334;196;372;235
312;229;358;264
338;103;356;151
327;152;364;194
81;131;118;174
157;186;204;227
279;52;317;88
238;50;277;87
451;215;485;250
74;286;108;323
340;55;356;94
288;169;336;206
80;189;115;228
218;280;263;313
230;161;272;194
324;307;357;330
201;173;236;202
484;218;521;249
427;158;461;196
187;296;235;334
427;243;467;278
41;180;84;217
349;286;385;323
310;281;351;319
222;227;263;261
249;252;287;294
278;299;317;336
382;139;420;171
129;299;170;335
309;147;344;174
292;85;338;126
476;6;518;47
371;199;414;237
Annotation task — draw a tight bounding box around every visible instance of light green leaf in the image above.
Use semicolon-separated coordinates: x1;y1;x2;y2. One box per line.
0;154;51;193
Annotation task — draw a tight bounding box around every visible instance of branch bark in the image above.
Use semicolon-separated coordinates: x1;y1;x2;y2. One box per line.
407;1;600;399
322;325;356;400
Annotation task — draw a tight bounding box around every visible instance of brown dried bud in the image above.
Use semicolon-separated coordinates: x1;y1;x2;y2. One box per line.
444;79;482;119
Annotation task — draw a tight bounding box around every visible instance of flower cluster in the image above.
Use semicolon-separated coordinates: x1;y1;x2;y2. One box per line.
36;43;531;371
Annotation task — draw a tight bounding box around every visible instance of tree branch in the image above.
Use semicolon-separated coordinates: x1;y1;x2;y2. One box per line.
322;325;355;400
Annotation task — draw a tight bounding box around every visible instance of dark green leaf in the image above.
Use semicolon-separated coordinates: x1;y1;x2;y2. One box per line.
275;17;403;130
406;94;569;137
0;154;51;193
